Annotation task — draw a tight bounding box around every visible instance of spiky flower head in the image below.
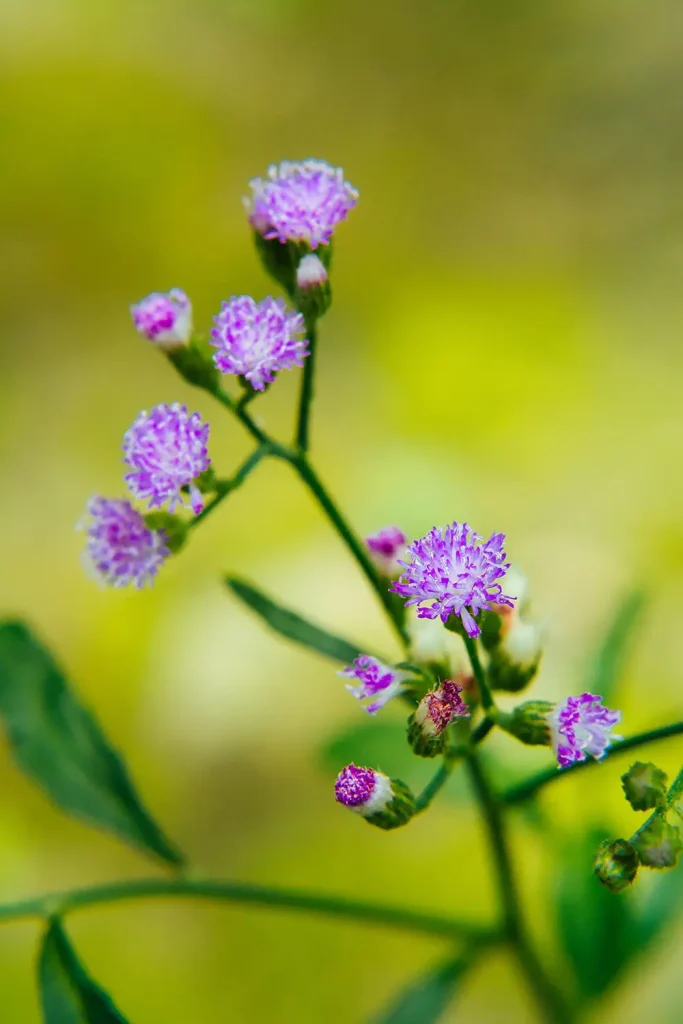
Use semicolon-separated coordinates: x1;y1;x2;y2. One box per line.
123;402;210;514
82;497;169;588
130;289;192;349
339;655;409;714
548;693;622;768
408;679;470;757
366;526;407;579
247;159;358;249
210;296;308;392
334;764;416;830
391;522;515;637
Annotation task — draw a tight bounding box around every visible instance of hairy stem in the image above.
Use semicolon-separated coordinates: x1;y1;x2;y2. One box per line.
296;321;317;452
0;877;493;942
502;721;683;805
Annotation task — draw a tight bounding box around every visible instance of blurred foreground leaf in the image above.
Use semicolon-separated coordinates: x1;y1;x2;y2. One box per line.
0;621;182;866
39;919;129;1023
370;957;468;1023
226;576;365;663
585;590;646;701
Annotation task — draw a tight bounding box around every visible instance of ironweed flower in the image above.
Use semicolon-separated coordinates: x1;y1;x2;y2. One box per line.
82;497;169;588
123;402;210;514
392;522;515;637
339;655;409;713
247;159;358;249
130;289;192;349
549;693;622;768
366;526;407;579
334;764;416;830
210;296;308;391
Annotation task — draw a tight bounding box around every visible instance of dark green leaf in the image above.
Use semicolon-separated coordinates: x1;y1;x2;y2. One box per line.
0;621;182;866
585;590;646;701
225;576;366;664
371;958;468;1023
39;919;130;1023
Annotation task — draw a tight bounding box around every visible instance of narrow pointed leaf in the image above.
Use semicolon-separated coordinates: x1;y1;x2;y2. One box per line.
39;919;130;1023
371;957;468;1023
0;621;182;866
225;576;365;663
585;590;646;701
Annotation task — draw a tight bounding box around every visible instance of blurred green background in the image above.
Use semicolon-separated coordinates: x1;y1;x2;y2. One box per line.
1;0;683;1020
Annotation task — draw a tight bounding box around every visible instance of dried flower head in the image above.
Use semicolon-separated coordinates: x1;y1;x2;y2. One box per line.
339;655;408;714
123;402;210;514
391;522;515;637
130;289;192;348
210;296;308;391
408;679;470;757
247;159;358;249
549;693;622;768
82;497;169;588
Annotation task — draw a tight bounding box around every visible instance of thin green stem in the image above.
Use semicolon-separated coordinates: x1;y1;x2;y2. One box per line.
462;633;495;712
465;752;573;1024
296;320;317;452
0;877;492;942
189;448;267;530
502;721;683;806
416;721;498;813
212;386;270;446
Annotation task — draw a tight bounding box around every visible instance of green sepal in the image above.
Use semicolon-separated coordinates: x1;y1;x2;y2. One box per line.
143;512;188;554
295;279;332;322
632;818;683;869
487;647;541;693
496;700;554;747
621;761;668;812
167;333;219;392
407;713;445;758
594;838;639;893
366;779;417;831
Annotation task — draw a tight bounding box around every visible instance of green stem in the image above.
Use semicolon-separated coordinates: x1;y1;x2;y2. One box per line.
416;722;498;813
462;633;495;712
212;386;270;447
465;753;573;1024
296;320;317;452
502;721;683;806
0;877;491;942
189;448;267;530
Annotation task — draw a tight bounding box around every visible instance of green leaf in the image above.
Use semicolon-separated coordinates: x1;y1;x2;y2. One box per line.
370;958;468;1023
585;590;646;701
225;576;366;664
39;919;130;1023
0;621;182;866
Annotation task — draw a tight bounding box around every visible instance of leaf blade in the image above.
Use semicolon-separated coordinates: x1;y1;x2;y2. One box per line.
586;590;646;701
0;621;182;866
39;919;130;1024
371;957;468;1024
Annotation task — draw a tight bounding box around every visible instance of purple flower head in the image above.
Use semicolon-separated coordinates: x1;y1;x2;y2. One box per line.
549;693;622;768
339;655;408;714
296;254;328;290
334;764;392;815
366;526;407;578
123;402;210;514
82;497;170;588
210;296;308;392
130;289;192;348
391;522;516;638
246;159;359;249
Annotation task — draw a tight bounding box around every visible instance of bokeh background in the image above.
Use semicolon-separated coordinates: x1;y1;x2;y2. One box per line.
2;0;683;1020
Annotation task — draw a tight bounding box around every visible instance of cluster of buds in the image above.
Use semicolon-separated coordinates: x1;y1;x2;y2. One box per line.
334;765;416;830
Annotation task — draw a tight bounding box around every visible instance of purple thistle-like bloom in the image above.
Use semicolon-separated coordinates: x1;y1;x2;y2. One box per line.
366;526;407;578
130;289;192;348
83;497;170;588
210;296;308;391
549;693;622;768
123;402;210;514
339;655;408;714
334;764;392;814
391;522;515;638
247;159;359;249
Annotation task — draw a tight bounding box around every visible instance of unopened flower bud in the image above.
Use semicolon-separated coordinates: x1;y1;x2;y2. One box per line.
594;839;639;893
334;764;416;830
295;254;332;320
632;818;683;869
621;762;668;812
131;289;192;350
407;680;470;757
366;526;407;579
487;619;544;693
496;701;554;747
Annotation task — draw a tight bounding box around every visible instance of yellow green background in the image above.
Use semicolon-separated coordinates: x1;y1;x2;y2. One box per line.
1;0;682;1020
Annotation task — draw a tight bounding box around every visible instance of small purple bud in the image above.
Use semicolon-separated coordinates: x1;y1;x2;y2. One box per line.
334;764;416;830
130;289;192;349
366;526;407;579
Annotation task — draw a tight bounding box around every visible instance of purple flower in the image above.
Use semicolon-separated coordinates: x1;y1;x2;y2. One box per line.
123;402;210;514
549;693;622;768
334;764;393;815
130;289;192;348
339;655;408;714
82;497;169;588
246;159;358;249
366;526;407;578
210;296;308;391
391;522;515;638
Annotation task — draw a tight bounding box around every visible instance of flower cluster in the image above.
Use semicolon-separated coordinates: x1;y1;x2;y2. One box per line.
339;655;408;713
549;693;621;767
210;296;308;391
247;159;358;249
83;497;170;588
392;522;515;637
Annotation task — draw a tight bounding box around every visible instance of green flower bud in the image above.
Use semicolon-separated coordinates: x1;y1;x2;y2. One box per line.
167;334;220;393
632;818;683;869
496;700;554;747
621;761;668;812
143;512;188;554
594;839;639;893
